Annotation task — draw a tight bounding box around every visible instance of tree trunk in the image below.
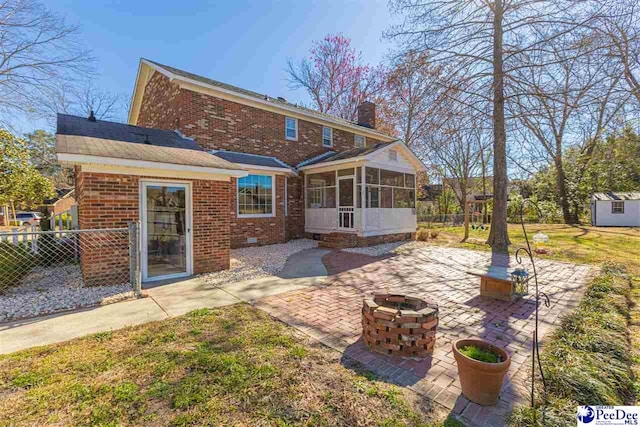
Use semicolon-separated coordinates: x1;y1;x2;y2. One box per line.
555;160;578;224
10;200;17;223
487;0;511;251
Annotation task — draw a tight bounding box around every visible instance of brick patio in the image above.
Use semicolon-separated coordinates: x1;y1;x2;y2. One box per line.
255;246;593;426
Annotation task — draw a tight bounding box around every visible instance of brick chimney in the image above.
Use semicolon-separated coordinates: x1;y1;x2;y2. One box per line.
357;101;376;129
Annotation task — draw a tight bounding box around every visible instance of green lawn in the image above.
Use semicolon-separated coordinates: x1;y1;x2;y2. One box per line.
418;223;640;274
0;304;457;427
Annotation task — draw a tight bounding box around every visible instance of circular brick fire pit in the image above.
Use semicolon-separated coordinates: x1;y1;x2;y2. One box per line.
362;294;439;358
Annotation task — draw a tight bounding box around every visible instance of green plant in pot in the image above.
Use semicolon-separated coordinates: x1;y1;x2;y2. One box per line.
452;339;511;406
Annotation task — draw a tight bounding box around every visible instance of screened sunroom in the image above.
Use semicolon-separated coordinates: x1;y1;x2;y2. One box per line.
299;141;426;239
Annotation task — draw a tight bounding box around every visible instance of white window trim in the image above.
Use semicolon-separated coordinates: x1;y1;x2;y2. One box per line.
284;176;288;216
237;173;276;218
285;117;298;141
139;179;193;282
322;126;333;147
611;201;625;214
354;134;366;148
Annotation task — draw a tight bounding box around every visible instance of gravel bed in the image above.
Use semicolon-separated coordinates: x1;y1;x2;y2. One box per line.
200;239;318;287
0;264;134;322
342;240;428;257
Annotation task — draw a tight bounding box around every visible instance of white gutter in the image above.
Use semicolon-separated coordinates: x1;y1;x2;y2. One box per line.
234;163;298;176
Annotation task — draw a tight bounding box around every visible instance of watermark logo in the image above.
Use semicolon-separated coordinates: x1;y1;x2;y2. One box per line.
577;406;595;424
577;406;640;426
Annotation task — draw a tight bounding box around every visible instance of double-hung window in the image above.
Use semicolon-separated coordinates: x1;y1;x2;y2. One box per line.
354;134;365;148
285;117;297;140
322;126;333;147
237;174;274;217
611;201;625;214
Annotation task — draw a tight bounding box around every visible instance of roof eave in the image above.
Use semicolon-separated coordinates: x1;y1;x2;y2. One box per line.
298;156;367;171
234;163;298;176
57;152;248;178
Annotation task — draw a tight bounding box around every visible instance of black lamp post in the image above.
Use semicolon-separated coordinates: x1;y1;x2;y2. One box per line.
515;199;550;423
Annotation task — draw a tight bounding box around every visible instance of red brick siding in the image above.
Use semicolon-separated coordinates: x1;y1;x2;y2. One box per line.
136;71;386;246
192;179;231;272
286;176;304;240
75;170;231;285
306;231;416;249
137;71;183;131
229;175;286;247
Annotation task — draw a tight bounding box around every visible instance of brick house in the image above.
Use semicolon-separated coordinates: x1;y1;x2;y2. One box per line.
56;59;426;283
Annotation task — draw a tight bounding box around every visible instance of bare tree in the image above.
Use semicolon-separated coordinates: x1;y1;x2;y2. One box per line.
387;0;603;249
43;79;127;122
592;1;640;105
0;0;92;125
286;34;386;123
383;50;447;147
510;34;630;223
415;86;492;240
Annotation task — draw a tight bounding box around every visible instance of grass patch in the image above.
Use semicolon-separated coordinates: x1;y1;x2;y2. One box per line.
508;263;635;426
0;303;449;426
459;345;501;363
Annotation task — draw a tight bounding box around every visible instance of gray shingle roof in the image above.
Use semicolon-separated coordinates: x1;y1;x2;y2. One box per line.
143;59;388;135
210;150;293;170
57;113;201;151
592;192;640;201
56;114;243;171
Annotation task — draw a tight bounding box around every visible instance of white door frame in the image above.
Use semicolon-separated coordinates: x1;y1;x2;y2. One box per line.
140;180;193;282
337;174;355;230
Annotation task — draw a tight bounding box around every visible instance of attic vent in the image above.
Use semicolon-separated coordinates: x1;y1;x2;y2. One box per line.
88;110;96;122
277;96;288;103
389;149;398;161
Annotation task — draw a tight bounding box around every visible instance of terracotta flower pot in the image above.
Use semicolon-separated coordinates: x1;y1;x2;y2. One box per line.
452;339;511;406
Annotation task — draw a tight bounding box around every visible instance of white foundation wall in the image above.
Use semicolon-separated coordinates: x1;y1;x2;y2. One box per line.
363;208;417;236
305;208;362;232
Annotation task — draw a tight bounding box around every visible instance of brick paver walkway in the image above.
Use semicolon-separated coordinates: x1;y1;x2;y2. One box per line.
255;246;593;426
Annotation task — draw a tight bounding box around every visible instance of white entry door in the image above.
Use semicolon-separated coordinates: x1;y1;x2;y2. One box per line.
141;181;192;282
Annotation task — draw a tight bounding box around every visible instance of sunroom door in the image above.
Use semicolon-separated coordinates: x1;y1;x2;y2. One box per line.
337;175;355;229
141;181;192;282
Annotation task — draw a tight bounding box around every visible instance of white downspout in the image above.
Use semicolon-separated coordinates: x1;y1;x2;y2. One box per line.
361;163;367;237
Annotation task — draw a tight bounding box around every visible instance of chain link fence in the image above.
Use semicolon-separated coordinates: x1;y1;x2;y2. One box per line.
0;223;141;296
417;213;467;226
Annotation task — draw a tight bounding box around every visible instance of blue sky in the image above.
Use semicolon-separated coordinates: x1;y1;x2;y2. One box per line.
25;0;399;133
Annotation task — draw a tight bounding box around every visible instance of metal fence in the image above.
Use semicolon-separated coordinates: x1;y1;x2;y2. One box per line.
417;213;467;226
0;222;141;295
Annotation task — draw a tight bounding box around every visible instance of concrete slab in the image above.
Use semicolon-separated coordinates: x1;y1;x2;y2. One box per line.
276;248;331;279
146;276;242;317
220;275;328;302
0;297;167;354
0;246;332;354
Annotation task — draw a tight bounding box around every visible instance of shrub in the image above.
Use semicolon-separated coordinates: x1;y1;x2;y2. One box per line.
0;242;34;292
509;263;634;426
430;230;439;239
416;230;430;241
37;234;71;266
459;345;501;363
